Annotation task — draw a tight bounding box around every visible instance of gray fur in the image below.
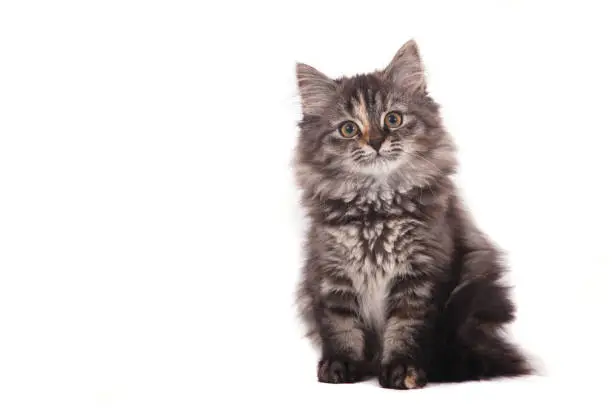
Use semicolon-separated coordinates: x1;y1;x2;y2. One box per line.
293;39;532;388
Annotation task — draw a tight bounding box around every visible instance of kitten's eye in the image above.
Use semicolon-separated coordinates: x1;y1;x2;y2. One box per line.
384;112;403;129
339;121;360;138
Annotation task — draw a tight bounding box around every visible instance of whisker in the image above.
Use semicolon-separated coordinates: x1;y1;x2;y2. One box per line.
411;152;443;174
409;152;438;197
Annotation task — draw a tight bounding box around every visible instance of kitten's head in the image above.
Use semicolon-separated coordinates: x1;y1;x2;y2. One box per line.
294;40;457;199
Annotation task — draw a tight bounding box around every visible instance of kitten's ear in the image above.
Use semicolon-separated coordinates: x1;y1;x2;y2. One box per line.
296;63;337;116
383;39;426;93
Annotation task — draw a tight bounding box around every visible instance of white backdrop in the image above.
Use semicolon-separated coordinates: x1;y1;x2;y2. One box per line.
1;1;611;407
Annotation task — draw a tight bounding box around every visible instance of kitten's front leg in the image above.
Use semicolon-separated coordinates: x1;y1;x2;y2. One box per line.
316;277;368;384
379;274;432;389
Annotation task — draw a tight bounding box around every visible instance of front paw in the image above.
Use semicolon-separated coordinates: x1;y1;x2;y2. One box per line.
379;359;427;390
317;357;365;384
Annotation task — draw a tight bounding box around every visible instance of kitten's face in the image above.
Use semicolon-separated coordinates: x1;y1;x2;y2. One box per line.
295;40;455;188
299;73;436;177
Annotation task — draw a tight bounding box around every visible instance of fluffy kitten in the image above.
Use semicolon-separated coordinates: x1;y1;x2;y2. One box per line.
293;40;532;389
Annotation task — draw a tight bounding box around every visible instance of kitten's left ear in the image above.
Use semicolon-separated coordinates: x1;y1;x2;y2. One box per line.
296;63;337;116
383;39;426;93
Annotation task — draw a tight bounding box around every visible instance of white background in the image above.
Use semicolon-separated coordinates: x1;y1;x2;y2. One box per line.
1;1;611;407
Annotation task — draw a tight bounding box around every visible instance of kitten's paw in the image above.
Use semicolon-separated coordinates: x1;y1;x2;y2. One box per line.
379;360;427;390
317;357;365;384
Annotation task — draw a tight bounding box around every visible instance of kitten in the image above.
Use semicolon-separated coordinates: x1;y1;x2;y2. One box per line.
293;40;532;389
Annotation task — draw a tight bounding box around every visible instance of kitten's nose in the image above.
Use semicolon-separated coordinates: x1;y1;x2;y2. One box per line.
368;136;385;152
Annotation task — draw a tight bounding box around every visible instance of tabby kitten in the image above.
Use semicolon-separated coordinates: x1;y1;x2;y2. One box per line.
293;40;532;389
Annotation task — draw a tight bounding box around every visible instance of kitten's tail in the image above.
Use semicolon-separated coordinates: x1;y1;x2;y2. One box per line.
434;278;534;382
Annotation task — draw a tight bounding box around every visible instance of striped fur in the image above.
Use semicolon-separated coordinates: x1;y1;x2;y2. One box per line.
293;40;532;389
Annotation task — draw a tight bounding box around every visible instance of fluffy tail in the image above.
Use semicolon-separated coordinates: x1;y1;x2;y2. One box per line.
431;279;533;383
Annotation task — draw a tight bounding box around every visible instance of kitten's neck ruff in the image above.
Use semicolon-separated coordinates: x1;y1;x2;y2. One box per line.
294;135;458;225
298;168;453;225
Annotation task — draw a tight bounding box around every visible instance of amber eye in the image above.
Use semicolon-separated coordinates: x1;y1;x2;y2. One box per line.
339;121;360;138
384;112;403;128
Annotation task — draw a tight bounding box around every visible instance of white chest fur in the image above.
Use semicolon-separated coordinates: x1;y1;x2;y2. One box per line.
351;258;394;333
321;219;415;333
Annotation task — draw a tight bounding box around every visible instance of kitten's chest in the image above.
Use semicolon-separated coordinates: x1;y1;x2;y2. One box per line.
322;218;420;329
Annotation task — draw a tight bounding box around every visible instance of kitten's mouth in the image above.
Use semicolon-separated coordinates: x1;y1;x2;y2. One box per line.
369;152;395;161
355;153;402;175
361;154;383;164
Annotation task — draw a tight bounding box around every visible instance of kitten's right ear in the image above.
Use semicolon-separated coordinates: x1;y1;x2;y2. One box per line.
296;63;337;116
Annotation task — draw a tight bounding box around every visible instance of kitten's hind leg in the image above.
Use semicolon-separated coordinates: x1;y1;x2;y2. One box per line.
442;278;533;381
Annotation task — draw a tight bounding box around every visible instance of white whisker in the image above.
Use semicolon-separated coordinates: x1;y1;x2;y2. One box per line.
411;152;442;174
